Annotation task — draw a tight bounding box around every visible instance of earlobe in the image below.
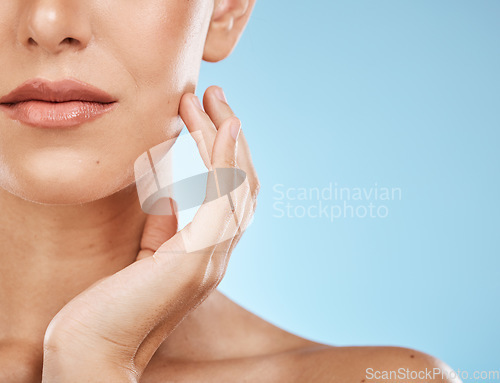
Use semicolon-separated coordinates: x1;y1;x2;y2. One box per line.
202;0;255;63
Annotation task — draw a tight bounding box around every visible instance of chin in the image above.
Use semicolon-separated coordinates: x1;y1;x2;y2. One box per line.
0;154;136;205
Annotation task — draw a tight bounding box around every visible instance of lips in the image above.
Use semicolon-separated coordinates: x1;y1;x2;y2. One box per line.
0;78;118;128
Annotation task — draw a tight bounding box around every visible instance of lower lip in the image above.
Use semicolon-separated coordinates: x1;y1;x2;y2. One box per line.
0;100;117;128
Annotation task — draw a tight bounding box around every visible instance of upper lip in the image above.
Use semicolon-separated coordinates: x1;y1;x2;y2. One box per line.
0;78;117;104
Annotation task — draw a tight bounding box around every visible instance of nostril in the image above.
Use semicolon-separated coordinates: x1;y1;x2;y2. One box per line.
62;37;79;45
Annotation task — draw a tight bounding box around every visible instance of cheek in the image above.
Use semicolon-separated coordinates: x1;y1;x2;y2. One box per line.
102;0;212;94
70;0;213;201
95;0;214;155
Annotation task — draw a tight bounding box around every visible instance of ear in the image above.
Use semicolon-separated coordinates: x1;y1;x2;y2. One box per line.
203;0;256;63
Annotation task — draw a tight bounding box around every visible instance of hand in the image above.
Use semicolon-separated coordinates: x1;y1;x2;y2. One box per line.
41;86;260;382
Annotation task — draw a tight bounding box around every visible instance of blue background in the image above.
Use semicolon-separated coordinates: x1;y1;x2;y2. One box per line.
196;0;499;375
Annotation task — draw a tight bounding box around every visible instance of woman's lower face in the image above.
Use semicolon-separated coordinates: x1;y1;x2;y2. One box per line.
0;0;213;204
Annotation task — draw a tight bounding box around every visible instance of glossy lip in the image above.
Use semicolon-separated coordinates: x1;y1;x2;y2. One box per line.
0;78;118;128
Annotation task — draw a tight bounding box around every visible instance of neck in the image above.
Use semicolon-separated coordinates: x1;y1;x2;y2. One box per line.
0;184;239;381
0;184;147;346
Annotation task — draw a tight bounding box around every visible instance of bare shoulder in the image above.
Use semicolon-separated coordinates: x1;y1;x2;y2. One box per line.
145;343;461;383
143;291;460;382
286;344;462;383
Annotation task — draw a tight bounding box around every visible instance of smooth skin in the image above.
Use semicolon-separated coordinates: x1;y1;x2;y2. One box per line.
0;0;460;382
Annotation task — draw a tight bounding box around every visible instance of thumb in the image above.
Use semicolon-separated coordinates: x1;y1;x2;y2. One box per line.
137;198;178;261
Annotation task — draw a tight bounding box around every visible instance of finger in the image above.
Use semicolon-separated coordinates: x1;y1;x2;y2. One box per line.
194;176;254;288
216;177;255;273
226;177;255;253
203;86;260;253
212;116;241;169
163;166;248;258
203;86;259;192
178;93;217;170
137;198;178;261
202;86;235;129
174;93;246;257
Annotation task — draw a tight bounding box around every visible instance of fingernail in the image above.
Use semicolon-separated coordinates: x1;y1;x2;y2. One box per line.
214;86;228;104
192;95;203;111
230;119;241;141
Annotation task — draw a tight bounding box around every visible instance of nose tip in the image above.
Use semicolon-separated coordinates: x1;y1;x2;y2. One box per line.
19;2;92;54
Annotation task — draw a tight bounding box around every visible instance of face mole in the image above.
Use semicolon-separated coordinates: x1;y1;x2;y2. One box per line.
96;160;100;165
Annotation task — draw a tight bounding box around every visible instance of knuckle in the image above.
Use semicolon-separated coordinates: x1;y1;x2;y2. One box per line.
226;115;240;124
223;157;238;169
224;116;240;131
205;270;222;290
209;262;227;289
251;179;261;200
200;260;224;290
252;198;258;213
183;253;212;289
